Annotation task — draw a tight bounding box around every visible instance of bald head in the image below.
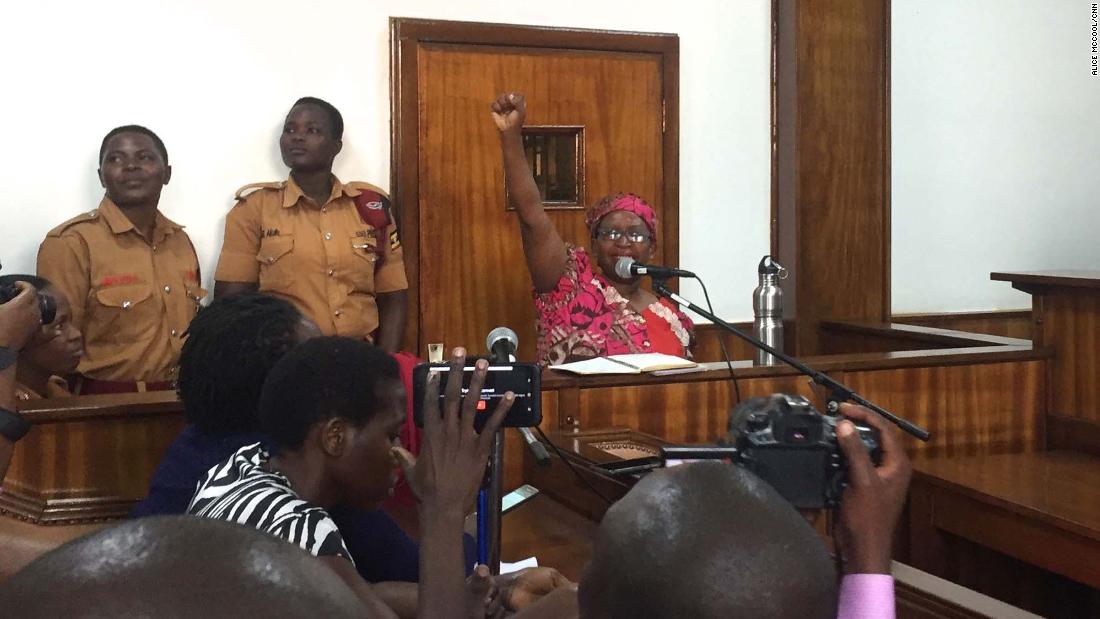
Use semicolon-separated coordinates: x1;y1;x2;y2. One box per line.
0;516;362;618
579;462;837;619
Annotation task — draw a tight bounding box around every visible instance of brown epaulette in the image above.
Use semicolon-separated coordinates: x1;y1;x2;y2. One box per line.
345;181;391;200
45;210;100;238
234;181;285;203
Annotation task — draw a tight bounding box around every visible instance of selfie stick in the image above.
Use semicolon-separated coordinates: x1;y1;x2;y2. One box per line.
476;433;504;572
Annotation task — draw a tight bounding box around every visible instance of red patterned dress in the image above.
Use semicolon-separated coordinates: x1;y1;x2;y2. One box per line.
534;245;694;366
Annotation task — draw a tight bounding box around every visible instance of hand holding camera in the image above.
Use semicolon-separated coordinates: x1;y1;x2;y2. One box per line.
835;402;912;574
0;281;44;352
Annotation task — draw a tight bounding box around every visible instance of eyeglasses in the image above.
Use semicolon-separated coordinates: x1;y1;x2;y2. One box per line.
593;228;650;243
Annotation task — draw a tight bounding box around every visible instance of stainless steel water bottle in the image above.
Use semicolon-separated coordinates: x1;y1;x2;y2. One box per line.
753;255;785;365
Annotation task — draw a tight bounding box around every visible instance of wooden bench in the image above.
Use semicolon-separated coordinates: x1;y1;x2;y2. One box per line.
0;391;185;579
910;451;1100;588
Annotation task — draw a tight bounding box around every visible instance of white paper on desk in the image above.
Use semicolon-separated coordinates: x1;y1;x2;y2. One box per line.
499;557;539;574
549;357;641;374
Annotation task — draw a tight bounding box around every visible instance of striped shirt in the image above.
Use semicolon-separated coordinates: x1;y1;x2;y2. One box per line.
187;442;353;564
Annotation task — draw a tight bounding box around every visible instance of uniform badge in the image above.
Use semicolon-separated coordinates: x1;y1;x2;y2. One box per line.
365;201;384;210
100;274;138;287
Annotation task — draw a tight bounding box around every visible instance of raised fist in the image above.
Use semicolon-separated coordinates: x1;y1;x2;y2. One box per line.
490;92;527;135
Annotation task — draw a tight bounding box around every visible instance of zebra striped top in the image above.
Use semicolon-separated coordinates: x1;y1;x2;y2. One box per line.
187;442;353;564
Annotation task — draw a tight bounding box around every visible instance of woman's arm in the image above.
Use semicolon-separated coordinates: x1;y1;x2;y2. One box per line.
491;93;568;293
320;555;400;618
375;290;407;352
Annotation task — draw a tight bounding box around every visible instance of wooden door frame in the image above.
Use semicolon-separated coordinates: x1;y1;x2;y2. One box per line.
390;17;680;353
770;1;892;354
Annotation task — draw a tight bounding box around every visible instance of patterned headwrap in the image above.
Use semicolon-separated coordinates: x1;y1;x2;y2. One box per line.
584;193;658;243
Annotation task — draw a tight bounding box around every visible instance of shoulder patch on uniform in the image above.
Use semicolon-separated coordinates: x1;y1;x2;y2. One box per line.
234;181;285;202
346;181;391;200
45;210;99;237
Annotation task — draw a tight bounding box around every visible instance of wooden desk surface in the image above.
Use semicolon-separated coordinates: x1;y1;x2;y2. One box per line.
539;344;1046;390
991;270;1100;290
913;451;1100;543
909;451;1100;611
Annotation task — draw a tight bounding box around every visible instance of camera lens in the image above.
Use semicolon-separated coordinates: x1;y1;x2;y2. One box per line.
39;293;57;325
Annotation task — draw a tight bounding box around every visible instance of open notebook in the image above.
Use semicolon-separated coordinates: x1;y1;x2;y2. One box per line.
549;353;697;375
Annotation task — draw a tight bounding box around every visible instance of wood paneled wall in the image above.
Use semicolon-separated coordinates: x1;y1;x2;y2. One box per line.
391;19;680;359
2;393;185;524
774;0;892;355
541;346;1047;456
1037;289;1100;425
892;310;1033;340
992;272;1100;454
819;321;1031;356
691;322;776;363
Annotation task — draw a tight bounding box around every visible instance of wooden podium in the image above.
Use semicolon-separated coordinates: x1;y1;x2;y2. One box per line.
991;270;1100;453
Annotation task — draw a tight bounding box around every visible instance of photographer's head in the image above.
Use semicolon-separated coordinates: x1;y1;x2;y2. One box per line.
260;336;404;510
0;275;81;376
179;293;318;435
0;516;362;618
578;462;837;619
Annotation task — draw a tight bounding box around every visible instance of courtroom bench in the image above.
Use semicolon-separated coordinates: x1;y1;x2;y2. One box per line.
908;451;1100;617
0;391;185;579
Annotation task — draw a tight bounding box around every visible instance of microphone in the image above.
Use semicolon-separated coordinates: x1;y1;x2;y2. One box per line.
485;326;550;467
614;257;696;280
518;427;551;466
486;327;518;363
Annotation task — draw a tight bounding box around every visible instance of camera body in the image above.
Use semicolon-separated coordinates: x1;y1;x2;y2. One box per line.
0;282;56;326
727;394;880;509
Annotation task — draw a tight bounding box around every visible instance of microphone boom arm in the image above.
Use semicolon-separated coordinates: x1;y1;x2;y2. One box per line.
651;280;930;442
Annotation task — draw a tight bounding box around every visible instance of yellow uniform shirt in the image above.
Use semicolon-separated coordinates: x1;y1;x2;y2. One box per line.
214;175;407;339
36;198;203;383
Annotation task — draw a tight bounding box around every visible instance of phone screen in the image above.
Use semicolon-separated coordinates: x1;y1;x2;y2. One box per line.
412;360;542;430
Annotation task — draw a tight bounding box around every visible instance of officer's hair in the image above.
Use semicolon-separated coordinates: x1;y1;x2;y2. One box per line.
179;293;305;434
293;96;344;140
0;274;52;292
98;125;169;165
259;336;399;450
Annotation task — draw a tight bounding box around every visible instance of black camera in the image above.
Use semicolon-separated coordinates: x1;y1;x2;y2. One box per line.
662;394;880;509
0;281;56;326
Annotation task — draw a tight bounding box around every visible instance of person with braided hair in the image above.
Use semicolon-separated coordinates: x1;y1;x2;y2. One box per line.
130;293;430;585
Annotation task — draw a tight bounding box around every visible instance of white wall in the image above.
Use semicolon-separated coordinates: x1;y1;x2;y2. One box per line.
892;0;1100;313
0;0;772;323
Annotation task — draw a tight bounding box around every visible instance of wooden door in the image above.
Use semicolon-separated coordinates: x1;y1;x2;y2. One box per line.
393;20;680;361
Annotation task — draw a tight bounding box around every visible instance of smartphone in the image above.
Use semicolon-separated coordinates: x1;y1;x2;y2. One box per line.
412;359;541;431
501;484;540;514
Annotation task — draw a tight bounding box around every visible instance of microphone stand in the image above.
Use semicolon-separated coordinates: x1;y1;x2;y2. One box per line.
651;280;931;442
476;432;505;573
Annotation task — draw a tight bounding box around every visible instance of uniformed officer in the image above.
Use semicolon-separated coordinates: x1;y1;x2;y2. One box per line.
214;97;408;352
36;125;203;393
